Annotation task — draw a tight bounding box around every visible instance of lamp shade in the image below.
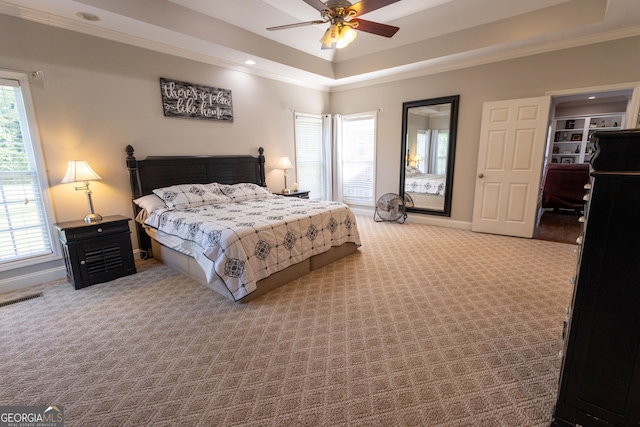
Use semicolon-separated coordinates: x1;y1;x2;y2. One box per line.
278;156;294;170
61;160;102;183
336;25;357;49
414;154;422;162
320;23;340;48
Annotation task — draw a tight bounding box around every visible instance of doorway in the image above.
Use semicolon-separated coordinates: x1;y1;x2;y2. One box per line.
534;88;635;244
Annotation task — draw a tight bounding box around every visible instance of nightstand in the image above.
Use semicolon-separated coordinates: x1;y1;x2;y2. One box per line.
54;215;136;289
275;190;310;199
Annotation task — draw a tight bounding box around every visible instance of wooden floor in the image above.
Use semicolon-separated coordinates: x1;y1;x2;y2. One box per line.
534;209;582;244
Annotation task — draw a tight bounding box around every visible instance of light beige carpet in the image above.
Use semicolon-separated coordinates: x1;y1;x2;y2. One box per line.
0;216;576;426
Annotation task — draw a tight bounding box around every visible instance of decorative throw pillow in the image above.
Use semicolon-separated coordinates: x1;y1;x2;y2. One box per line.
152;184;231;209
202;182;227;196
216;183;272;202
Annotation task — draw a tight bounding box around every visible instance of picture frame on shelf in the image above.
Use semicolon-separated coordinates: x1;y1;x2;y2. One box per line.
571;133;583;141
566;120;575;129
561;157;574;164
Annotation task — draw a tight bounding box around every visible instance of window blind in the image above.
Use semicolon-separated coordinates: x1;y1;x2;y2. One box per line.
339;112;376;205
294;112;331;200
0;77;56;267
436;130;449;175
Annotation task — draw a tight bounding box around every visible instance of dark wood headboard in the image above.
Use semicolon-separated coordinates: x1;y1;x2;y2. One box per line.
125;145;266;198
125;145;266;255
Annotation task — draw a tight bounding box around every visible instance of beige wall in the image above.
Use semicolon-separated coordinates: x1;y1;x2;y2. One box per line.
331;35;640;224
1;11;640;283
1;15;330;218
0;14;329;281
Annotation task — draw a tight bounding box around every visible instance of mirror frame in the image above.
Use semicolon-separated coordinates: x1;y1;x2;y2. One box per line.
399;95;459;217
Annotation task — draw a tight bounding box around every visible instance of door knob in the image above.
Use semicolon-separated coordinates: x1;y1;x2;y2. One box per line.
478;173;484;178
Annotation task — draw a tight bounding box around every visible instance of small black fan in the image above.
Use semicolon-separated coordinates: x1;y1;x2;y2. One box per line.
374;193;407;223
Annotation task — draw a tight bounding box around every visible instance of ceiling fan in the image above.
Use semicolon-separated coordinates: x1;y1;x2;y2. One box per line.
267;0;401;49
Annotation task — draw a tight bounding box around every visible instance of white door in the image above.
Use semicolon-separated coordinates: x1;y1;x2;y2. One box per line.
471;96;551;238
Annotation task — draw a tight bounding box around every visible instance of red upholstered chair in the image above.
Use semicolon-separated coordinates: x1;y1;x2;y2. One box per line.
540;163;590;211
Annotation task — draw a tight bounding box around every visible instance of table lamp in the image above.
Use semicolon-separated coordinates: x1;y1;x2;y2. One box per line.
61;160;103;223
278;156;294;194
414;154;422;169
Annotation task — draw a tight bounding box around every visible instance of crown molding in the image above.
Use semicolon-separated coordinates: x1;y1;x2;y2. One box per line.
330;25;640;92
0;3;333;92
2;2;640;94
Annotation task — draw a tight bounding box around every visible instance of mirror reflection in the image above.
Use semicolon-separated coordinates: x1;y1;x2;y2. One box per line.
400;95;459;216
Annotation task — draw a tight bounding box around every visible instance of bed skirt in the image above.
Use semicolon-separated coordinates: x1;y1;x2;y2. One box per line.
151;238;359;303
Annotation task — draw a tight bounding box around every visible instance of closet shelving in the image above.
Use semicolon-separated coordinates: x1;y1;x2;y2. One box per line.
551;113;625;164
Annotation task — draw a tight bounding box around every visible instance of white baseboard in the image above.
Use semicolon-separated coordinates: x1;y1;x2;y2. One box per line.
405;213;472;229
0;266;67;294
350;205;471;230
0;250;147;295
349;206;375;217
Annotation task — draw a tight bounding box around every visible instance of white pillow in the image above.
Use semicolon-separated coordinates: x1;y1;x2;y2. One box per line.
133;194;166;212
202;182;226;196
152;184;231;209
217;183;272;202
405;166;422;177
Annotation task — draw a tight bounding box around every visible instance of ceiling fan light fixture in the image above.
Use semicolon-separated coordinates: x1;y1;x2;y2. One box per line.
320;23;340;48
320;28;332;48
336;24;357;49
270;0;400;50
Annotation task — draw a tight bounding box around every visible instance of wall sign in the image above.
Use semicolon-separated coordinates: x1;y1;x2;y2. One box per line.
160;78;233;122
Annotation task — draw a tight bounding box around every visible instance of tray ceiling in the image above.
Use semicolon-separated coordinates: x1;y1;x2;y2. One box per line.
1;0;639;90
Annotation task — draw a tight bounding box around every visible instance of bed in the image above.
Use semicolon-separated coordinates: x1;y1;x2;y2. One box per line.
125;145;361;303
404;166;446;196
403;166;445;209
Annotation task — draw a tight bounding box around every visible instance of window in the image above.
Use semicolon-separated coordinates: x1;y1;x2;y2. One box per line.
435;130;449;175
416;130;430;173
294;112;331;200
337;112;376;205
0;73;57;270
416;129;449;175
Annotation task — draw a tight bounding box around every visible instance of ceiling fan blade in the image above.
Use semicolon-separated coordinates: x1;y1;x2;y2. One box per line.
351;18;399;38
303;0;330;13
349;0;401;16
267;20;327;31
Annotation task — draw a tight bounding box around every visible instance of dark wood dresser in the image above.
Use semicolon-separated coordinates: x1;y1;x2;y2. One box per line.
552;129;640;426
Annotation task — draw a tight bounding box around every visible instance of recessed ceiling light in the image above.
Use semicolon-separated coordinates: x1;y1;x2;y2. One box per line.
588;96;596;100
244;60;256;65
77;12;100;21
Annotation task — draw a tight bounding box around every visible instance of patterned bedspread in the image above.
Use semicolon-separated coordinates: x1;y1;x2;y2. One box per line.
405;173;445;196
144;196;360;301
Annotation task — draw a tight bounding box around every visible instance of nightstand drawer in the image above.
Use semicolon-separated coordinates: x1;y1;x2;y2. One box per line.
57;220;130;243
